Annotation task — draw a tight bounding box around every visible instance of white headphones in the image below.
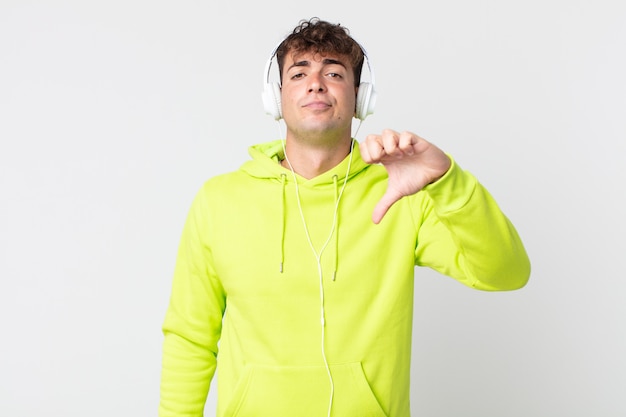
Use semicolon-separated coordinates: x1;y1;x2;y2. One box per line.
262;42;377;121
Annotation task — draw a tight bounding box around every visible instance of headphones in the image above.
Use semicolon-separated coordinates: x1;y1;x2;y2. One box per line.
262;41;377;121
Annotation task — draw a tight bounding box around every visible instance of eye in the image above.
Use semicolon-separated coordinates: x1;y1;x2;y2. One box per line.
290;72;305;80
327;72;342;78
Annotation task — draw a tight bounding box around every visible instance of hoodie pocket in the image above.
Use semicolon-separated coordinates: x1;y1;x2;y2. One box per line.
223;362;388;417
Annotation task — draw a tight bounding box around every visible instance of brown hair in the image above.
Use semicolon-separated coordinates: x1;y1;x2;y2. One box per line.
276;18;365;87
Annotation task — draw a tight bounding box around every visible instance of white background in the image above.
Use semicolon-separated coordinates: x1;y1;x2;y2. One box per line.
1;1;625;416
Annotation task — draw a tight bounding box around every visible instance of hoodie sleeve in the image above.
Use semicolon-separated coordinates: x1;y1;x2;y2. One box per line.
414;157;531;291
159;183;226;417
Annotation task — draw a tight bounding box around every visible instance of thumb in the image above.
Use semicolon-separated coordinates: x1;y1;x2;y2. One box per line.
371;190;402;224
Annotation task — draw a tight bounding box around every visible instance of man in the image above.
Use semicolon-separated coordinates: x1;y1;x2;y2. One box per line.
159;17;530;417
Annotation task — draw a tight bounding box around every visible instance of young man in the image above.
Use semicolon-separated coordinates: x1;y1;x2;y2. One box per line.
159;18;530;417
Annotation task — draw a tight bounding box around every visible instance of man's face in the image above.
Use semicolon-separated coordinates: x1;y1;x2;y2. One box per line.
280;51;357;140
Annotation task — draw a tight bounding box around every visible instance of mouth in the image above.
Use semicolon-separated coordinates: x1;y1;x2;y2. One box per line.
303;101;331;110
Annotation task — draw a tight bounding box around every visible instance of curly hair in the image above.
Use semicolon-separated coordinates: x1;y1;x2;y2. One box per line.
276;17;365;87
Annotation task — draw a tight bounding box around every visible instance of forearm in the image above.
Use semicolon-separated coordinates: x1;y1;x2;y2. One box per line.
418;158;530;290
159;267;224;416
159;331;216;417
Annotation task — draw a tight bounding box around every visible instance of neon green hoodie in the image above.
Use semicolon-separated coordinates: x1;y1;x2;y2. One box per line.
159;140;530;417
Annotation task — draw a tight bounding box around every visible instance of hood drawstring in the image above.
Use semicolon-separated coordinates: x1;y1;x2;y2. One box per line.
278;139;355;279
279;174;342;280
279;173;287;273
332;175;339;281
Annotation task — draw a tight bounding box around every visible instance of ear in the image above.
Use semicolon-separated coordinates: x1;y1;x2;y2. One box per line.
355;82;376;120
262;82;283;120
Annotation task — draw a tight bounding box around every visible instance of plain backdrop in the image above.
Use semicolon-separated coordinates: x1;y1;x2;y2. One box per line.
1;1;624;416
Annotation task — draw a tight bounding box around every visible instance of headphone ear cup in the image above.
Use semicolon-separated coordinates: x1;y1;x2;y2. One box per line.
262;82;282;120
355;82;376;120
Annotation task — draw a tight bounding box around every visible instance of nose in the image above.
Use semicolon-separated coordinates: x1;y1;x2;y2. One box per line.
307;73;326;93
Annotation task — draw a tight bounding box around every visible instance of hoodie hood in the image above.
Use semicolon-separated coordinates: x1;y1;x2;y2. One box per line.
240;139;370;187
239;139;371;279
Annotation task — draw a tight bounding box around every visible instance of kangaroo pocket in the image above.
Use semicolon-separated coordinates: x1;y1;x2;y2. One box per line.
223;362;388;417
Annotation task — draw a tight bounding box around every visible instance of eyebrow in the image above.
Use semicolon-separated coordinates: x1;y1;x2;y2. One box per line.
287;58;348;72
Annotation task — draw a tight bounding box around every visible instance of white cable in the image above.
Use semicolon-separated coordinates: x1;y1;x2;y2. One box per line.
276;121;355;417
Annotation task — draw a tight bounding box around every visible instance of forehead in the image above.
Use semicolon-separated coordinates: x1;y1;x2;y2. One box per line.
285;50;351;68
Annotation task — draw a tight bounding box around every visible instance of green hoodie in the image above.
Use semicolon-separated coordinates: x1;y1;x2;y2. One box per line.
160;140;530;417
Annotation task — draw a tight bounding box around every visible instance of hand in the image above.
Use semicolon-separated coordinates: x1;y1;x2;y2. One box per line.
359;129;451;224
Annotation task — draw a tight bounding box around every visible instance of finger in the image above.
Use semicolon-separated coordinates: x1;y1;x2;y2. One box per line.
397;131;417;155
381;129;402;157
360;134;384;163
358;140;372;163
371;189;402;224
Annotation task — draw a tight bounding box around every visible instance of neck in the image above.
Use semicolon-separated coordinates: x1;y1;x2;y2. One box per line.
281;136;353;179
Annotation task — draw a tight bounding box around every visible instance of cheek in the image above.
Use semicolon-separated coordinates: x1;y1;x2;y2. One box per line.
280;87;297;107
345;93;357;114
